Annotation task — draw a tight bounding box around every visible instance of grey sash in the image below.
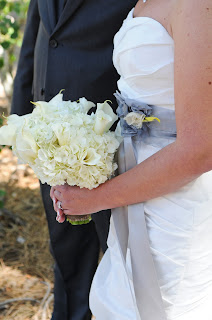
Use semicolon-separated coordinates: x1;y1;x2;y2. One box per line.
112;94;177;320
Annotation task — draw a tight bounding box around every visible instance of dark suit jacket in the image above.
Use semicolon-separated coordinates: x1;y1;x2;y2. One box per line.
11;0;136;115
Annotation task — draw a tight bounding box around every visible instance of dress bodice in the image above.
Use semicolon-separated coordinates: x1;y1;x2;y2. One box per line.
113;9;174;109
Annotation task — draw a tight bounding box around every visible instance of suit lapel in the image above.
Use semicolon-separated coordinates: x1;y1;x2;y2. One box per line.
53;0;85;34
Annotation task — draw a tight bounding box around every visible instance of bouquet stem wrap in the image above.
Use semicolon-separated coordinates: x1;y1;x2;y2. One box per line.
66;215;92;225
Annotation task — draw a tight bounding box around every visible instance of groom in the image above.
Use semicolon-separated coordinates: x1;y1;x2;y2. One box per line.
11;0;136;319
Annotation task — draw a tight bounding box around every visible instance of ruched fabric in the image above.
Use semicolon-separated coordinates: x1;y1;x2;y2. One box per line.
113;9;174;110
90;9;212;320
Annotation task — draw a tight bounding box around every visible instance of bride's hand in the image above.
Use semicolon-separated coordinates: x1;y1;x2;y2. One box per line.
50;183;103;217
50;187;66;223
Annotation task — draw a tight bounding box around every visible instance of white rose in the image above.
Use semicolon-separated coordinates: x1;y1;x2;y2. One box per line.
124;112;145;129
94;101;118;135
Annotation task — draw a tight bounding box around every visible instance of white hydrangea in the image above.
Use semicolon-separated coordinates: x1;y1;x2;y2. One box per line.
0;92;121;189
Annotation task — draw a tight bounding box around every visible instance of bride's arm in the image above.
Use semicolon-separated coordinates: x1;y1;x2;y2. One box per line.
52;0;212;217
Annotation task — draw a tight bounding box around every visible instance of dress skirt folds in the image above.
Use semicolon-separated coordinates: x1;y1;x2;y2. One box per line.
90;98;212;320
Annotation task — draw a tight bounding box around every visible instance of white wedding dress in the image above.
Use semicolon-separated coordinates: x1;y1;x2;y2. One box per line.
90;9;212;320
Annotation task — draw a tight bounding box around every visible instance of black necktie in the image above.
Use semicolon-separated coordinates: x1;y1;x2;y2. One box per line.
56;0;67;22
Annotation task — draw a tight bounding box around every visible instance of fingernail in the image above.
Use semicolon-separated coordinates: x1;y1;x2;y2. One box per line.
56;217;62;223
56;213;62;223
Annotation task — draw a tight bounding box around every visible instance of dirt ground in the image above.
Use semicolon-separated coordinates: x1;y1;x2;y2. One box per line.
0;147;54;320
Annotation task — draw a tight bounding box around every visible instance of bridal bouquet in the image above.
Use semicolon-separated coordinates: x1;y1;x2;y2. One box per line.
0;92;121;224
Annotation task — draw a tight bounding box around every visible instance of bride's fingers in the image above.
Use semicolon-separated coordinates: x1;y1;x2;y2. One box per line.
56;209;66;223
50;187;58;208
53;190;62;200
50;186;55;200
53;200;59;213
63;210;83;216
63;210;73;216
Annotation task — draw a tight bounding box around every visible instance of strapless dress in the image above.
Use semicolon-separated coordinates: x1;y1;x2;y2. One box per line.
90;9;212;320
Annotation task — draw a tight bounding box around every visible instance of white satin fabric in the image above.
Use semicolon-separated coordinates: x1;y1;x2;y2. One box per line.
90;9;212;320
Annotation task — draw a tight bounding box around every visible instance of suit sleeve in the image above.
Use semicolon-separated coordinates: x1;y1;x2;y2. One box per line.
10;0;40;116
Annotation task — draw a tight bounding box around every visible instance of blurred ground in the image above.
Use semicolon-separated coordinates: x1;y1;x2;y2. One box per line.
0;148;54;320
0;98;9;116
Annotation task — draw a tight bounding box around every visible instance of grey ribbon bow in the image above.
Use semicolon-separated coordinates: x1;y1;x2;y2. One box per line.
114;91;177;139
115;91;153;137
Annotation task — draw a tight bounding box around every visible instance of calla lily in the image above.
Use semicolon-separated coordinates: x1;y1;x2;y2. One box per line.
0;123;17;145
32;101;52;115
49;92;64;107
8;114;30;125
52;123;72;146
94;110;113;135
32;92;65;115
79;97;95;114
94;101;118;135
0;114;28;146
15;122;39;164
80;148;101;166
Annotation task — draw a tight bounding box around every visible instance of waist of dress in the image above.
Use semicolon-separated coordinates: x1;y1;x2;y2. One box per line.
115;91;177;139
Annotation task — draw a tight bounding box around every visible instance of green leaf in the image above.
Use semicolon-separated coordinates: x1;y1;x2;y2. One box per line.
0;58;4;69
0;1;7;10
9;53;16;63
8;2;14;12
0;190;6;197
0;189;6;207
13;2;21;14
0;118;3;126
13;23;19;31
11;30;18;39
2;16;11;26
0;24;8;35
1;41;11;49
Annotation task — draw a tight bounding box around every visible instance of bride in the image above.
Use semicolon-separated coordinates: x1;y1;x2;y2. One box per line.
51;0;212;319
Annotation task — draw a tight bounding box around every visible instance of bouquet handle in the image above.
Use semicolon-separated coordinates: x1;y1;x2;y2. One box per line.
66;214;92;225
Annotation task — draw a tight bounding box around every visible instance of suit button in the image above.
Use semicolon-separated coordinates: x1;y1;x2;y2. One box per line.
49;39;58;48
41;88;45;95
